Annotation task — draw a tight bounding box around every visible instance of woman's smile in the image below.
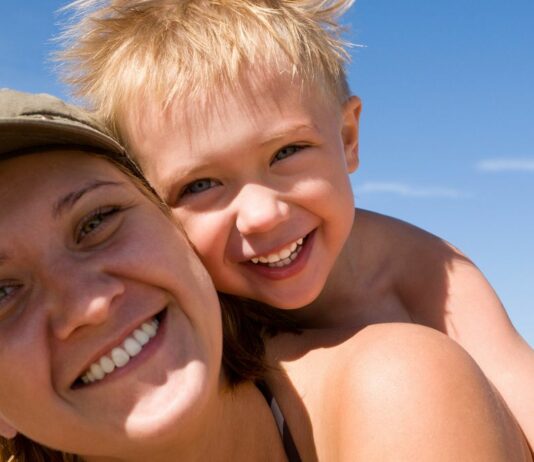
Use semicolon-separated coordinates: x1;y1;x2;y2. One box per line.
75;310;165;388
0;150;222;455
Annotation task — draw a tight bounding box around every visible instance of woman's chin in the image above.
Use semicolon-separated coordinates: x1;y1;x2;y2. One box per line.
120;360;216;440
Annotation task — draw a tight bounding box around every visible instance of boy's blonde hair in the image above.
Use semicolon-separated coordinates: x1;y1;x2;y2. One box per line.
58;0;355;135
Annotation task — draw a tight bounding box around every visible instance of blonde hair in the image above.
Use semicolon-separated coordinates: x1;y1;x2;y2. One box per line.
57;0;354;135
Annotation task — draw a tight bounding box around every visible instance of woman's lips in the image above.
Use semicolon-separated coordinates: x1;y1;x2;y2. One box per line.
72;309;166;389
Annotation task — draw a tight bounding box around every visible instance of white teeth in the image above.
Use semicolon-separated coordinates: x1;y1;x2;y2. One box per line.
90;363;105;380
279;248;292;259
123;338;142;357
111;347;130;368
267;254;279;263
100;356;115;374
133;329;150;346
249;236;306;267
79;316;160;385
141;322;157;338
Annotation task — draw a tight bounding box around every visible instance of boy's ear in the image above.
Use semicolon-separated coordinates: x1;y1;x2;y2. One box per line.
0;415;17;439
341;95;362;173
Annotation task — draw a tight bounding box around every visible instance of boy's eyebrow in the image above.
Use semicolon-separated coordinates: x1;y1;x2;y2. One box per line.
53;180;123;219
258;123;319;147
159;122;321;192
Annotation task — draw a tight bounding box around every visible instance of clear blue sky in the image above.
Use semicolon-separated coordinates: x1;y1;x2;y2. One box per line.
1;1;533;346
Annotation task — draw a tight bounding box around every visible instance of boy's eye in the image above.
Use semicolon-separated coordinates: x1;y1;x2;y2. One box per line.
271;145;305;164
181;179;219;196
76;206;123;244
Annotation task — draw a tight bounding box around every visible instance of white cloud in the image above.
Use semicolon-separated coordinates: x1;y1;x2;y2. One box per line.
356;181;464;199
476;158;534;172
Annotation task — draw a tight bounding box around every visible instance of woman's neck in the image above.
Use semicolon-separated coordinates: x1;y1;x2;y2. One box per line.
84;381;287;462
202;381;288;461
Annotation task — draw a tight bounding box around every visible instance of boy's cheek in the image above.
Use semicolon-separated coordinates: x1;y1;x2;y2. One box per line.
172;209;225;255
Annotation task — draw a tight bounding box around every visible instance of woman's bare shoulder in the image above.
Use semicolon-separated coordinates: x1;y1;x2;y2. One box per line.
329;324;530;461
267;323;532;461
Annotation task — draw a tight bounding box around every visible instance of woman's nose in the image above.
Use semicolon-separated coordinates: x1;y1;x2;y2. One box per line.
234;184;290;235
47;261;125;340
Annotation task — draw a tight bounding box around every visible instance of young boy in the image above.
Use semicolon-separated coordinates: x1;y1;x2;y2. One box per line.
59;0;533;450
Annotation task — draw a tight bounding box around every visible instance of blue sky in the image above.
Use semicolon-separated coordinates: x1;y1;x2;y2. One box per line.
1;1;533;346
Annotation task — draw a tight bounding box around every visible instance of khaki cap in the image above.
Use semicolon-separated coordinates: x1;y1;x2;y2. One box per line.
0;88;144;182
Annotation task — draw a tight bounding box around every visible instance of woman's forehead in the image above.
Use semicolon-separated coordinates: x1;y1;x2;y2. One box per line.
1;149;123;187
0;151;125;222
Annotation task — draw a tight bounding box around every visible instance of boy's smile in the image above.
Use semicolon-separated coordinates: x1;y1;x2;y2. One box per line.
126;72;361;309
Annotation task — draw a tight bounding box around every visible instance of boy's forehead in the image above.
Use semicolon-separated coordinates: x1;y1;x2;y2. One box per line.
125;67;337;145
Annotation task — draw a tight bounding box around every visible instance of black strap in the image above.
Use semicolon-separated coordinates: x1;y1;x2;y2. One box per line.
257;381;303;462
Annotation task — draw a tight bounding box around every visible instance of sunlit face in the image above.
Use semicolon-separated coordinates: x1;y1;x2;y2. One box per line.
126;73;361;309
0;151;222;460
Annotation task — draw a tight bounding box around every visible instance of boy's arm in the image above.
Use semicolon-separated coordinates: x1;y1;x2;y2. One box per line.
357;211;533;449
441;255;534;452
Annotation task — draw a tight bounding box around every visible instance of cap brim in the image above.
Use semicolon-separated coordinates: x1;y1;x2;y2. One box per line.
0;117;124;158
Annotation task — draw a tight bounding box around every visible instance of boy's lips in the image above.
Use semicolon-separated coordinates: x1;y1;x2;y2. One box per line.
249;236;304;266
243;230;315;280
71;309;167;389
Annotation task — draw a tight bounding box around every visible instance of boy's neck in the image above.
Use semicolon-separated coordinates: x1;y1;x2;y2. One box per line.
288;209;410;329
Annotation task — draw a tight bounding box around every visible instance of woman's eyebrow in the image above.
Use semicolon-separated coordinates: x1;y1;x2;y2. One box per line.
52;180;123;219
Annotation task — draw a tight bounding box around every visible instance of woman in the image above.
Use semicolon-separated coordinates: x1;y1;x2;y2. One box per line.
0;89;530;461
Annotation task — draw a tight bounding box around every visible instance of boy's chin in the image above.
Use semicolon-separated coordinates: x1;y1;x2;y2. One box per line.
251;284;324;311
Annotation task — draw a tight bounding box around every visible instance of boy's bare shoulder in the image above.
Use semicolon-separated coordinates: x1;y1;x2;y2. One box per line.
353;209;503;329
355;208;463;261
353;210;534;451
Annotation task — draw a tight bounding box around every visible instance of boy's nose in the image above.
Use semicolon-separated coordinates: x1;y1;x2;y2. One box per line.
234;184;290;235
47;262;125;340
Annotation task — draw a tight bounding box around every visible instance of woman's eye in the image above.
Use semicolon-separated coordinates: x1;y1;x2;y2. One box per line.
0;284;18;305
182;179;219;196
76;206;122;243
272;145;305;164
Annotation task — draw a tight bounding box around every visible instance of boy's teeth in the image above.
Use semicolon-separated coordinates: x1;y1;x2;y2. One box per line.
279;248;292;259
267;254;279;263
79;318;160;386
250;237;305;267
